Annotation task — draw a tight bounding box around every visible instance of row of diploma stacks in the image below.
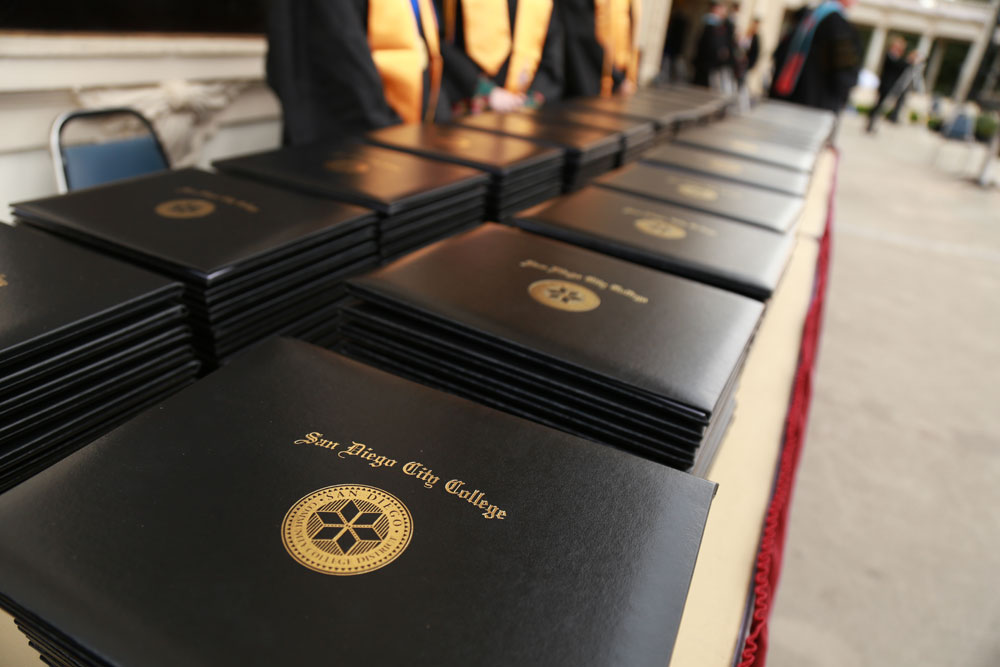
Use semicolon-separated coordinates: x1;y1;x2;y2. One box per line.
0;89;835;665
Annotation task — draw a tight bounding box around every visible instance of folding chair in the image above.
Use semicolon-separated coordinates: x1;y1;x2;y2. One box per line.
50;107;170;193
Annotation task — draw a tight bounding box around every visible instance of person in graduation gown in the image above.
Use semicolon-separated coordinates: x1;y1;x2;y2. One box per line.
692;1;730;89
771;0;861;112
267;0;447;145
436;0;565;113
562;0;642;98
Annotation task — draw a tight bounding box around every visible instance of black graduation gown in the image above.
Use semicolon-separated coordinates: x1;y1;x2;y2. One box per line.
692;18;728;87
773;11;860;112
437;0;565;104
267;0;449;145
561;0;636;98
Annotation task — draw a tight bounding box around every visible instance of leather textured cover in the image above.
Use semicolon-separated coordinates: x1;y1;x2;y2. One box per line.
366;123;563;176
13;168;376;283
0;337;717;666
349;223;762;415
641;143;812;197
450;112;620;156
0;223;179;366
706;117;827;150
214;142;488;215
673;126;818;172
594;163;803;233
515;186;795;299
523;106;656;138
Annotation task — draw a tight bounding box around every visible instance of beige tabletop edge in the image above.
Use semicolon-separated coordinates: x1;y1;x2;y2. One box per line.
669;148;834;667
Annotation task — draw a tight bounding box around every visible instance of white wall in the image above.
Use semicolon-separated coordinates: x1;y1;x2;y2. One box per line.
0;33;282;212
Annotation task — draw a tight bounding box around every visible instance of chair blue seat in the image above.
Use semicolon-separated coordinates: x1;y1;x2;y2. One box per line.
51;108;170;192
62;135;168;191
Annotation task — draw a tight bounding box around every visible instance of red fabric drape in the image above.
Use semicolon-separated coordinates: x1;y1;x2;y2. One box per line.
737;150;839;667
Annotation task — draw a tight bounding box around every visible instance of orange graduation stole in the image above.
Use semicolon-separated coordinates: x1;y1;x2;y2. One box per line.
596;0;641;95
369;0;442;123
445;0;553;94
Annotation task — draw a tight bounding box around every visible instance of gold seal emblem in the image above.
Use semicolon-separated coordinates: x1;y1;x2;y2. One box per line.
282;485;413;576
323;159;371;174
676;182;719;202
634;217;687;240
154;198;216;219
528;279;601;313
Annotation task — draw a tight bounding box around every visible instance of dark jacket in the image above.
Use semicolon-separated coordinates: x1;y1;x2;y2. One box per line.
266;0;449;145
772;10;860;112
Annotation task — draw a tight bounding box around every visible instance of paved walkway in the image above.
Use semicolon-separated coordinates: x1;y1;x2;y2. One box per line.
769;113;1000;666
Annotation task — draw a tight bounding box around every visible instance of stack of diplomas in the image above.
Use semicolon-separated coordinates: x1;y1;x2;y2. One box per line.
519;105;656;165
566;88;725;140
13;169;378;366
635;85;731;119
671;121;821;173
0;337;716;666
214;142;489;261
450;111;621;191
740;100;837;145
366;123;564;220
593;162;803;233
640;142;813;196
336;224;763;473
515;186;794;300
0;223;198;492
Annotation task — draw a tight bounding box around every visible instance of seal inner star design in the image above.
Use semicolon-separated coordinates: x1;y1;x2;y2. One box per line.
310;500;387;555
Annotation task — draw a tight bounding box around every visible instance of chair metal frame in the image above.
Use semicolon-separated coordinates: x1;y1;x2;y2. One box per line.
50;107;170;193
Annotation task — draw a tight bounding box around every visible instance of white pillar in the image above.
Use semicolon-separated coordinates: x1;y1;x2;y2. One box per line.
916;33;933;58
864;25;889;74
925;39;945;92
954;0;1000;101
638;0;675;85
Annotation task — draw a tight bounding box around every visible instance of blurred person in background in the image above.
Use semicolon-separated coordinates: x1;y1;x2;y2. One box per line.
768;6;809;96
693;1;731;90
884;50;925;124
656;7;690;84
563;0;642;97
771;0;860;112
436;0;564;113
866;35;907;132
267;0;447;145
742;17;761;74
724;1;742;94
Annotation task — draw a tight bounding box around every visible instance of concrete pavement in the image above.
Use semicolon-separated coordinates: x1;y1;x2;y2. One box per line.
769;113;1000;666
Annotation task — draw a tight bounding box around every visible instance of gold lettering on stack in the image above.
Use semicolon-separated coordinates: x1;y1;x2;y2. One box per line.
445;479;507;520
290;431;512;521
293;433;397;468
